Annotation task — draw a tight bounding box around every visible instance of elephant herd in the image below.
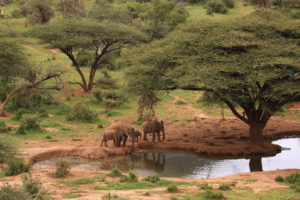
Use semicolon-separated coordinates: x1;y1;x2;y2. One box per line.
101;120;165;147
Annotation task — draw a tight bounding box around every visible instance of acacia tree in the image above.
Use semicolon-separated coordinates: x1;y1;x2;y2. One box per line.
127;10;300;144
0;39;63;116
31;18;146;92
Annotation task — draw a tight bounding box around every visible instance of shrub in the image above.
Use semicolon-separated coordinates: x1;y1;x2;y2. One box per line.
107;167;123;177
218;183;231;191
167;183;179;193
0;121;8;133
144;173;160;183
0;183;31;200
200;182;212;190
175;100;187;105
67;103;97;122
102;91;125;113
55;158;71;178
21;115;40;130
11;9;24;18
96;77;117;87
55;103;71;115
121;171;138;182
285;173;300;184
3;158;31;176
206;0;228;15
13;109;32;120
0;135;19;163
223;0;234;8
38;108;49;118
21;173;41;196
94;90;103;102
275;175;284;182
16;125;26;135
203;190;225;199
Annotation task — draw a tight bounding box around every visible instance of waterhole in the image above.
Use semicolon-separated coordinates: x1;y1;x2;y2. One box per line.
34;138;300;179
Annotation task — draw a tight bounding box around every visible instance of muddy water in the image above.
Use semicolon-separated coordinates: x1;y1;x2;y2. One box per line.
34;138;300;179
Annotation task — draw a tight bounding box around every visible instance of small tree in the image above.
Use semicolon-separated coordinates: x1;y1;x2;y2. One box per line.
21;0;54;25
127;10;300;145
0;39;63;116
31;18;146;92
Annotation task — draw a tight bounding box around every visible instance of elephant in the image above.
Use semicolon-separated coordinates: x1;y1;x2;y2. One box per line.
142;120;165;142
100;129;123;147
108;123;135;147
134;129;142;142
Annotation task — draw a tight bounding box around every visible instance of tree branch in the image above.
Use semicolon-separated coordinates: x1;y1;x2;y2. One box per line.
224;100;249;124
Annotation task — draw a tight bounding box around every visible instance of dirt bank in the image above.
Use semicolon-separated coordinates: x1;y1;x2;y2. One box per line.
25;117;300;163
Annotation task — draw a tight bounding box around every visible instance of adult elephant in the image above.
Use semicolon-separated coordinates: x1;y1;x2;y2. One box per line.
100;129;123;147
142;120;165;142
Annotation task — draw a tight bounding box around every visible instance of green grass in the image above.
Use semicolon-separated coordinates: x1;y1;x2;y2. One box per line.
66;178;95;186
63;193;83;198
94;180;195;190
244;179;258;183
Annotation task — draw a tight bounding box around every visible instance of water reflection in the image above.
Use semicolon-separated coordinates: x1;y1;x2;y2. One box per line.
34;138;299;179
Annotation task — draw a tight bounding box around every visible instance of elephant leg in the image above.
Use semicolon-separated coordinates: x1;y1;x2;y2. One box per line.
122;134;128;146
143;132;148;141
101;139;104;147
157;131;161;142
152;132;155;142
104;140;108;147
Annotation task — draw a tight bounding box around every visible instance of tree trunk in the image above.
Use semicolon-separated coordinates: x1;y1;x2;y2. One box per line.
249;158;263;172
249;122;265;144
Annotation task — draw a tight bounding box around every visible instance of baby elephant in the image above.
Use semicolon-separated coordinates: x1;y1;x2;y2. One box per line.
101;129;122;147
134;129;142;142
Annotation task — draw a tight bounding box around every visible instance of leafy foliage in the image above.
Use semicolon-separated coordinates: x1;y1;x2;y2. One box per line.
54;158;71;178
67;103;98;122
167;183;179;193
206;0;228;15
21;0;54;24
107;167;123;177
143;173;160;183
58;0;86;17
0;184;31;200
127;10;300;143
3;158;31;176
121;171;138;182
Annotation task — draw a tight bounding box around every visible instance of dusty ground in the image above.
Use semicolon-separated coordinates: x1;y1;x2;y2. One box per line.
2;166;299;200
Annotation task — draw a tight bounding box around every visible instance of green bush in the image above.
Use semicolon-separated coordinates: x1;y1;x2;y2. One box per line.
144;173;160;183
21;173;41;197
96;77;117;87
102;91;125;113
203;190;225;199
13;109;32;120
218;183;231;191
93;90;103;102
0;121;8;133
11;9;24;18
21;115;40;130
3;158;31;176
0;135;19;163
55;103;71;115
38;108;49;118
55;158;71;178
223;0;234;8
275;175;284;182
0;183;31;200
206;0;228;15
16;125;26;135
107;167;123;177
121;171;138;182
200;182;212;190
175;100;187;105
67;103;98;122
285;173;300;184
167;183;179;193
